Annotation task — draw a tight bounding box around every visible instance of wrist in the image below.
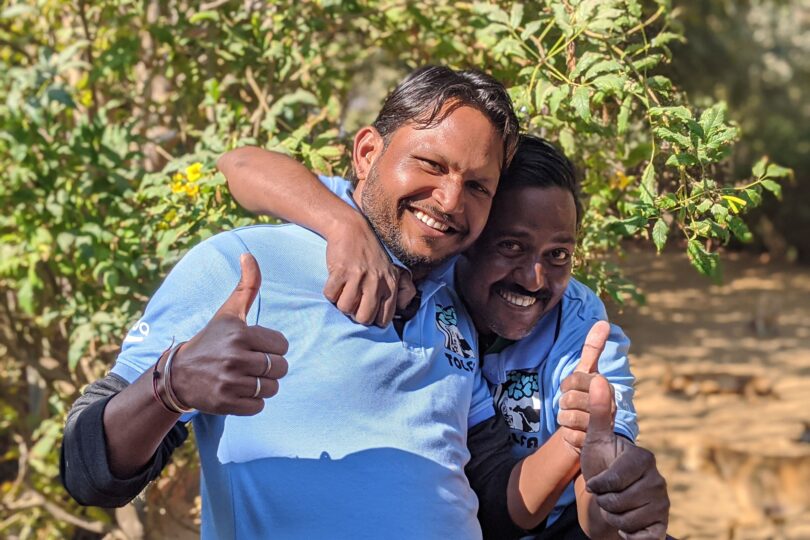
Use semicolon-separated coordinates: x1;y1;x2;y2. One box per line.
322;206;368;241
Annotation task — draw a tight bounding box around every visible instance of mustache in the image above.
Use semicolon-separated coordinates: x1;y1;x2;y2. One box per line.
400;201;465;233
499;283;553;303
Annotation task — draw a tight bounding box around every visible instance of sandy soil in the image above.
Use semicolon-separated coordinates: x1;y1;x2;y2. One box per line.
609;247;810;540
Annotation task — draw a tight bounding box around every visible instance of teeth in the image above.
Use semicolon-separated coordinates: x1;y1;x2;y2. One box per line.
497;289;537;307
414;209;450;232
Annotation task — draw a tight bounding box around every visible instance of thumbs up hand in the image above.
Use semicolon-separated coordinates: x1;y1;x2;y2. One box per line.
170;253;289;416
581;375;670;539
558;321;615;454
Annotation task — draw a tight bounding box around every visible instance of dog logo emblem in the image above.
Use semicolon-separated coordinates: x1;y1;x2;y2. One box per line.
435;305;474;359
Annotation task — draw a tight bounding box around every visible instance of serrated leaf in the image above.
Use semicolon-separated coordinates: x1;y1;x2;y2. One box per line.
591;73;626;93
510;3;524;27
632;54;662;71
687;239;720;279
711;203;729;223
652;218;668;252
520;19;544;40
743;188;762;206
571;52;602;79
751;157;768;178
559;128;575;156
548;85;569;115
764;162;792;179
696;199;712;213
640;161;657;205
761;179;782;198
654;126;691;148
728;216;753;243
585;59;622;80
665;153;698;167
699;103;726;136
617;95;632;135
651;31;684;48
572;87;591;121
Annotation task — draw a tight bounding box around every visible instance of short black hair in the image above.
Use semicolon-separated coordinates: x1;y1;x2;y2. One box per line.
500;134;583;226
372;65;519;169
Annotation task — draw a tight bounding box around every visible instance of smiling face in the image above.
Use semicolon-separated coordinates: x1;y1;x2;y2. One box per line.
457;185;578;340
352;105;504;278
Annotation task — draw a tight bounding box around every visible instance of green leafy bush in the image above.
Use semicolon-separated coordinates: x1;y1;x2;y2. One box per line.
0;0;789;536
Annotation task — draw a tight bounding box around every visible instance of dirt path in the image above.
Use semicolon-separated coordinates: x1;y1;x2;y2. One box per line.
610;247;810;539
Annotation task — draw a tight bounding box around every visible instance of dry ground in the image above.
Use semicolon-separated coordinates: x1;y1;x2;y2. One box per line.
610;247;810;540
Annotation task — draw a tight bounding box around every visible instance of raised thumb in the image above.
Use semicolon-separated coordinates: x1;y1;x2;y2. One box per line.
575;320;610;374
215;253;261;321
586;375;615;440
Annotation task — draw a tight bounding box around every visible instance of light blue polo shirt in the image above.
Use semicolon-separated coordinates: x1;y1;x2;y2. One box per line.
111;181;494;538
482;278;637;527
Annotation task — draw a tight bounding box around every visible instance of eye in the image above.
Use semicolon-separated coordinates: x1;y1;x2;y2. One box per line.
498;240;522;253
549;248;571;264
417;157;444;174
467;181;491;197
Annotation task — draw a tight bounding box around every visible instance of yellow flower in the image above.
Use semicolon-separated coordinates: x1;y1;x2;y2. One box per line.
171;180;185;194
184;182;200;198
185;162;203;183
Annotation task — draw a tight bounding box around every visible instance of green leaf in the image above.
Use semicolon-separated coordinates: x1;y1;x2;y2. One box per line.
572;87;592;122
728;216;753;243
520;19;544;40
695;199;712;213
591;74;625;93
654;126;691;148
585;60;622;79
752;157;768;179
665;153;699;168
764;162;792;179
548;85;570;115
189;10;220;23
711;203;729;224
652;218;668;252
509;3;524;27
639;161;657;205
617;95;632;135
559;128;575;156
761;179;782;198
687;239;720;279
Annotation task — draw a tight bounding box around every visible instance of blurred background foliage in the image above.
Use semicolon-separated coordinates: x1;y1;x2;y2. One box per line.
0;0;801;537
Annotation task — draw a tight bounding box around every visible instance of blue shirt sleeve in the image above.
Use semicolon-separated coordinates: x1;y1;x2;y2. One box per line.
317;174;356;208
111;231;255;390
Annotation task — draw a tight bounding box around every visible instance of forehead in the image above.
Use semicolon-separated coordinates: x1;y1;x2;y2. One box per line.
388;104;504;174
486;185;577;239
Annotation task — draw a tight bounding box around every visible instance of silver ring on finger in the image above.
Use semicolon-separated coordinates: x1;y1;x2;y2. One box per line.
252;376;261;398
264;352;272;376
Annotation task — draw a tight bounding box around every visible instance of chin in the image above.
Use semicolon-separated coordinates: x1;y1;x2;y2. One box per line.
490;320;535;341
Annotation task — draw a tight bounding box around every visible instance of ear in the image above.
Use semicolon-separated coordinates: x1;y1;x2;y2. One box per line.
352;126;384;185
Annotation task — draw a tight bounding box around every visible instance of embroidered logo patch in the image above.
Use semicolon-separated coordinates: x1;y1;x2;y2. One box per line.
435;305;474;359
494;370;541;433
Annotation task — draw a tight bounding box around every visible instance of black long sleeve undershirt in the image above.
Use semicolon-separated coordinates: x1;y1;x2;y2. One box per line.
59;374;188;507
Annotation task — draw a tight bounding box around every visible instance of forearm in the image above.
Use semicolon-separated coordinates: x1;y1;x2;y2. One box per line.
506;430;581;530
218;146;362;239
61;372;188;507
102;357;182;478
574;475;621;539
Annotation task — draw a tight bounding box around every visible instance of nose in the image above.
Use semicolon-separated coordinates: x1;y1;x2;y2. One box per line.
515;261;544;292
433;176;465;215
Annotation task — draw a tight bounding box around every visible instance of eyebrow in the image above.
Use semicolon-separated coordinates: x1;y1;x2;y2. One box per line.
495;229;577;244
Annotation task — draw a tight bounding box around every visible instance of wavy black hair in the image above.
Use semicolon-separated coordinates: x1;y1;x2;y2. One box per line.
371;65;520;169
500;134;583;226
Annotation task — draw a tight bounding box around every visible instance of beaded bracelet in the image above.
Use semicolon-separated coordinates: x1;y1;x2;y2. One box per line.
162;341;195;414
